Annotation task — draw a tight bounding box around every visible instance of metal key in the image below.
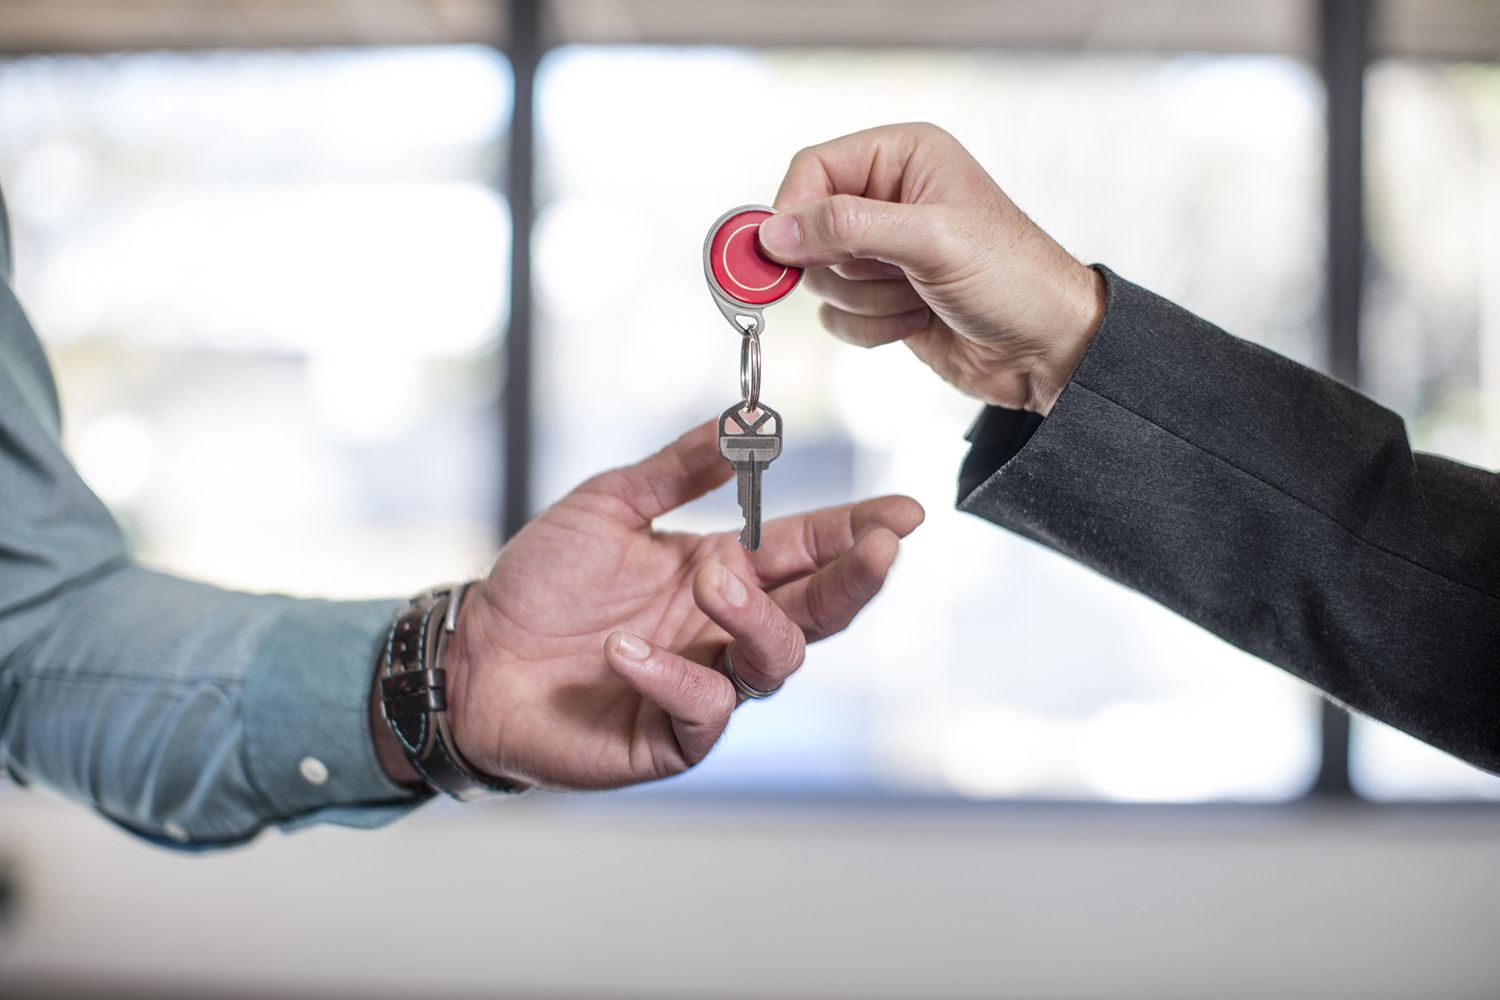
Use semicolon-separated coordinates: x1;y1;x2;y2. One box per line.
718;402;782;551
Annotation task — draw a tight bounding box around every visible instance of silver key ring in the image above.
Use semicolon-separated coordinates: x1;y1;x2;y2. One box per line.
739;324;762;411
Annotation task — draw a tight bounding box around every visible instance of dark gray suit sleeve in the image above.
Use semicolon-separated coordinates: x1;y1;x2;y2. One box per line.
958;267;1500;774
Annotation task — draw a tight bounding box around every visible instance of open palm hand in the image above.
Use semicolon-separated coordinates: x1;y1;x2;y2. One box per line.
444;419;923;789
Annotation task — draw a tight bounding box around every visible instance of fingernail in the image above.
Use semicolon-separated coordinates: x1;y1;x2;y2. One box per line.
715;565;748;608
758;213;801;256
615;632;650;661
902;306;931;331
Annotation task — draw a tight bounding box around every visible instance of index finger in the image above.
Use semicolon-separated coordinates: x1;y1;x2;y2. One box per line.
772;122;943;209
577;419;732;527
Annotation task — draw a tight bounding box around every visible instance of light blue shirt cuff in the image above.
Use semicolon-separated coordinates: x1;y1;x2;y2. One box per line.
243;595;423;827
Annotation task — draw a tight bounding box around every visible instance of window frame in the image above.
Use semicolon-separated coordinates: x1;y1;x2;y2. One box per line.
497;0;1494;806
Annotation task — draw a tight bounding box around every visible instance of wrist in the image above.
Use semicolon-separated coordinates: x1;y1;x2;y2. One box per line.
375;584;529;799
442;589;482;772
1026;261;1105;416
440;585;530;789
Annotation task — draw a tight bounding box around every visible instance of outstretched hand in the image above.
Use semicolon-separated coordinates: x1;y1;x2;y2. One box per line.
442;419;923;790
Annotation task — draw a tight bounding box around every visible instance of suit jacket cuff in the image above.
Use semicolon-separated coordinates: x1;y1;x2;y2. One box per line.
956;264;1123;503
952;264;1500;774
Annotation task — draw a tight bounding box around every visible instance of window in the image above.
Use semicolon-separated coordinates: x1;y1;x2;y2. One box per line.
535;47;1324;799
1352;57;1500;801
6;29;1490;806
0;47;511;599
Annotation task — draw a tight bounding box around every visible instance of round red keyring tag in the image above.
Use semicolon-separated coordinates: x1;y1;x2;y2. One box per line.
704;205;802;334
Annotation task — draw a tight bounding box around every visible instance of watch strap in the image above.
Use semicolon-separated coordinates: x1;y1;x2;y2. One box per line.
380;583;527;800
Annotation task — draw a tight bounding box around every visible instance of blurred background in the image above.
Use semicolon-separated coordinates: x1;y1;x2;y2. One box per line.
1;1;1498;997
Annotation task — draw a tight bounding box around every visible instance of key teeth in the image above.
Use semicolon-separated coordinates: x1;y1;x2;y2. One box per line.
721;401;776;553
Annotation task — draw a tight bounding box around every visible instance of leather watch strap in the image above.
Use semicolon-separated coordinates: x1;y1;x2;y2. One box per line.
379;583;527;800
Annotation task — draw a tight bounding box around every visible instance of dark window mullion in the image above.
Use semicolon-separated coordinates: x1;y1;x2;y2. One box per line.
501;0;542;539
1312;0;1372;798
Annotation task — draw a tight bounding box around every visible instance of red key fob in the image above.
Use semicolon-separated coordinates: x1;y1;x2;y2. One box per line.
704;205;802;334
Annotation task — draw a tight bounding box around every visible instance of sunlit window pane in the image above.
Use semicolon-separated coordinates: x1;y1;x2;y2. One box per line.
1354;59;1500;801
536;48;1323;801
0;47;511;599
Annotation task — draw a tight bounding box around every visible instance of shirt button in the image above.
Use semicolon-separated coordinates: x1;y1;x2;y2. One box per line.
163;820;189;843
298;756;330;786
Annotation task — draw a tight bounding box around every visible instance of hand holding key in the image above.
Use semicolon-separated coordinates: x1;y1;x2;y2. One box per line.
758;123;1106;415
437;420;923;789
425;206;920;791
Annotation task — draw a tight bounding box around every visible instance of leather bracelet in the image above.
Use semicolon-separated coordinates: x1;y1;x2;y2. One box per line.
379;583;528;800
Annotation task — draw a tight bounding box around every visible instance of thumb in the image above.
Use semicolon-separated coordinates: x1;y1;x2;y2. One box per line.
576;418;732;527
758;195;940;273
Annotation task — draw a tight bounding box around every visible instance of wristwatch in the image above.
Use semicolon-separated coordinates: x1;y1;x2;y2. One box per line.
379;583;528;800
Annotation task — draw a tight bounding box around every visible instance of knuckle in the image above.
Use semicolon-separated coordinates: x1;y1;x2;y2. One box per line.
756;609;805;676
923;207;968;265
654;752;686;779
782;629;807;674
820;194;866;247
805;580;845;638
672;663;711;710
572;470;631;511
574;469;615;496
911;120;952;144
641;735;683;780
593;468;662;516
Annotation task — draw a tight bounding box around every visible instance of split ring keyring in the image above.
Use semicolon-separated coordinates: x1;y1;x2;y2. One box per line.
739;325;762;411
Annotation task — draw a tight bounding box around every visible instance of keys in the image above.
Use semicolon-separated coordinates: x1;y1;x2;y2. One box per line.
718;402;782;551
704;205;799;550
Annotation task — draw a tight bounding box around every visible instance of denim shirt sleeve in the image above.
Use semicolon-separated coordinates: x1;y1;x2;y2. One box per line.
0;187;424;846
